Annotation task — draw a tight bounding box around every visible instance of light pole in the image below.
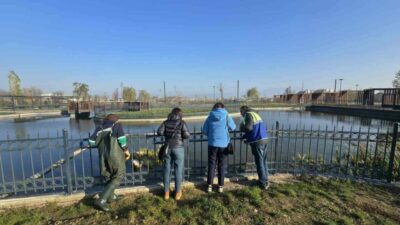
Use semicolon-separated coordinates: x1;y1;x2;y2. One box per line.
334;79;337;93
339;78;343;92
213;86;216;100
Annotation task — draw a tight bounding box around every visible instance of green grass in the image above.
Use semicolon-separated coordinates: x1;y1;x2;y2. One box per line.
115;107;212;119
113;103;298;119
1;176;398;225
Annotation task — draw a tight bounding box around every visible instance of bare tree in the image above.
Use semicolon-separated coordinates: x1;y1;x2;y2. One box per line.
122;87;136;101
23;86;43;97
8;70;22;96
73;82;90;100
138;90;151;102
112;88;119;101
393;70;400;88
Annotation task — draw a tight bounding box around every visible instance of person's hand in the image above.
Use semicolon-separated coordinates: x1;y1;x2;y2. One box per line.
124;149;131;160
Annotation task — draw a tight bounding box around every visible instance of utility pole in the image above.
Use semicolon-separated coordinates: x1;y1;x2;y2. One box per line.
120;82;123;101
236;80;240;100
163;81;167;103
334;79;337;93
213;85;216;100
219;83;224;101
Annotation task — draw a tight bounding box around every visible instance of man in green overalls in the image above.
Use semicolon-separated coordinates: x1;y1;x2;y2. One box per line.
89;114;130;212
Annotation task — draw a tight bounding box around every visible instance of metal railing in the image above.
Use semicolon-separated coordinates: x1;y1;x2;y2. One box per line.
0;122;398;198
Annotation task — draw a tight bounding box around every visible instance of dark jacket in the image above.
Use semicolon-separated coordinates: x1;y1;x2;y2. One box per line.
157;114;190;149
240;109;268;144
89;120;127;149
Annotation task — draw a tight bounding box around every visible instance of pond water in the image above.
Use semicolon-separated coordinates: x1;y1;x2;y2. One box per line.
0;110;394;140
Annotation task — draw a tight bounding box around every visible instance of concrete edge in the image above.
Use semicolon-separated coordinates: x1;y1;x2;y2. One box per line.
0;111;61;120
0;174;297;209
252;107;302;111
118;113;241;124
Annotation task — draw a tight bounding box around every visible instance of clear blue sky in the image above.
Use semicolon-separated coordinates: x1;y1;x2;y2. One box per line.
0;0;399;97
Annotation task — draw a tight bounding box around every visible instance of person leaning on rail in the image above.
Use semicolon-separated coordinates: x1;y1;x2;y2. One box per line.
202;102;236;193
88;114;130;212
239;106;270;190
157;107;190;201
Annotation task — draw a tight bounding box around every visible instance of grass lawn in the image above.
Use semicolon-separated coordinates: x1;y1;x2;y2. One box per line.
114;107;211;119
114;103;298;119
1;176;399;225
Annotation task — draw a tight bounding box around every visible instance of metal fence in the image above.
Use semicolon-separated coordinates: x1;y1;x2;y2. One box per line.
0;122;399;198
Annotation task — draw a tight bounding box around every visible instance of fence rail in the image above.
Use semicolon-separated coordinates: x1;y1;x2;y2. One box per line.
0;122;398;198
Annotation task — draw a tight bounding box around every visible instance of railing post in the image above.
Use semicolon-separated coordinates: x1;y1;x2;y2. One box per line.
387;123;398;183
63;129;73;194
274;121;279;163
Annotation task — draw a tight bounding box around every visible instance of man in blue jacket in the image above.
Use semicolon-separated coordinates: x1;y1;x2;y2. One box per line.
203;102;236;193
239;106;270;190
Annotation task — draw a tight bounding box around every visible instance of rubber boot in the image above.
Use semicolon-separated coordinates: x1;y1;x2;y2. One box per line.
108;194;123;203
100;182;117;200
94;198;111;212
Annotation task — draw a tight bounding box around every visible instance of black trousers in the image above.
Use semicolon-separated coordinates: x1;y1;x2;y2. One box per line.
207;146;228;186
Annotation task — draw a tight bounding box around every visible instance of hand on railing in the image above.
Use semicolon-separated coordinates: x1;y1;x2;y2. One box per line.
124;148;131;160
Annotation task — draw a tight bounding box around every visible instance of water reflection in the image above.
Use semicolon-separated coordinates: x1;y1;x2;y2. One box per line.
14;123;27;139
0;110;395;140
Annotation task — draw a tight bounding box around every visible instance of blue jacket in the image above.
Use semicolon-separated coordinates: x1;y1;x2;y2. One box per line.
240;111;268;144
202;108;236;148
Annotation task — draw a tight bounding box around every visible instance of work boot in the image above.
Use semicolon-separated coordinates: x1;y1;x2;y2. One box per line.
175;191;182;201
94;199;111;212
108;194;123;203
164;191;170;200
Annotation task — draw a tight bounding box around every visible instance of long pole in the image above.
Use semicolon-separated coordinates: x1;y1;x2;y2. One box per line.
213;86;216;100
237;80;239;100
334;79;337;93
163;81;167;103
219;83;223;101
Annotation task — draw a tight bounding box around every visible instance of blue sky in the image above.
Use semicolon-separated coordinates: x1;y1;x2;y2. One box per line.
0;0;399;97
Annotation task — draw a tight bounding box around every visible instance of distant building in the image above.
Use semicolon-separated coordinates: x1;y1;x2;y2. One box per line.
123;101;150;111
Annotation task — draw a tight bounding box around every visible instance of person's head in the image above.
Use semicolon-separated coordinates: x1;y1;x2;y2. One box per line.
104;114;119;123
170;107;183;117
212;102;225;110
240;106;250;116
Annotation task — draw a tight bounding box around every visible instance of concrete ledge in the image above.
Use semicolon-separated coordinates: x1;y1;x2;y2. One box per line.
119;113;241;124
0;111;61;120
252;107;302;111
0;174;297;209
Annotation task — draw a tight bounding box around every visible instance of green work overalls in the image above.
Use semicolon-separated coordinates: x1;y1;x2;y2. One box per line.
95;129;126;201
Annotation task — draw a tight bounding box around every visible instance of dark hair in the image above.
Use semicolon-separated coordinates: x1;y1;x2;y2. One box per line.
171;107;182;116
240;105;250;112
213;102;225;110
104;114;119;122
